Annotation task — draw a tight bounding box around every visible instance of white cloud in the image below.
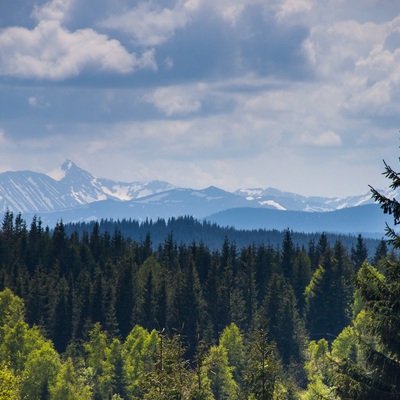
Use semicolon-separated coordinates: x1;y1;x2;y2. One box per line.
28;96;50;109
275;0;314;21
303;20;385;79
143;86;203;116
0;20;155;79
300;131;342;147
215;4;245;25
299;11;400;120
32;0;73;23
100;2;191;47
0;0;156;80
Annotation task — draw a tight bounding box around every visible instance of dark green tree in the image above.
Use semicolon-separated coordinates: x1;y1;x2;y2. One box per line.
305;241;352;342
351;234;368;271
331;155;400;399
372;239;388;268
281;229;296;280
262;273;307;367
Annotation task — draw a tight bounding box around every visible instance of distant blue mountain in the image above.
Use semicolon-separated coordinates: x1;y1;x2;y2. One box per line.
206;204;389;237
0;160;393;235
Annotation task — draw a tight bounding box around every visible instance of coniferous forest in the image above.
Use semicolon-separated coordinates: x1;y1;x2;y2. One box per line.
0;160;400;399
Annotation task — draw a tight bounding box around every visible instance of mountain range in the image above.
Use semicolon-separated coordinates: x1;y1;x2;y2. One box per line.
0;160;392;236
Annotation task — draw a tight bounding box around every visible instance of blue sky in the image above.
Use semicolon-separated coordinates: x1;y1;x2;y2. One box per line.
0;0;400;197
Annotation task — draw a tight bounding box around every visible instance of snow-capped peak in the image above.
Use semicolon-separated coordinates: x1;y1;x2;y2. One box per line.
47;159;80;181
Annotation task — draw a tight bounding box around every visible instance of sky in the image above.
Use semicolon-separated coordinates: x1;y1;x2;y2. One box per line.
1;0;400;198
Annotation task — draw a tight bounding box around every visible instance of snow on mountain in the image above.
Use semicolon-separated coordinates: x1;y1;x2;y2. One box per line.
0;160;175;214
234;187;379;212
0;170;75;213
0;160;395;231
98;179;176;201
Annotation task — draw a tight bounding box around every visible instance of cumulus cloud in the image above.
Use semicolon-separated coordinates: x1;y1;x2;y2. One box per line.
99;2;192;47
298;8;400;122
31;0;72;23
275;0;314;21
0;0;156;80
302;20;385;79
143;86;203;116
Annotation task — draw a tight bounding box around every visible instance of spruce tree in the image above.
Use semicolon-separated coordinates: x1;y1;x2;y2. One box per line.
331;156;400;399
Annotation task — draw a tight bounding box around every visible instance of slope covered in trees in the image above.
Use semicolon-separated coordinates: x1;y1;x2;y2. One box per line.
0;207;392;399
300;154;400;399
65;215;381;255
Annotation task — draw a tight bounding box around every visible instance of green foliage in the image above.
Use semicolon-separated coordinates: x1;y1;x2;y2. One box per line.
0;362;20;400
244;327;285;400
0;288;25;333
0;289;63;398
84;322;114;399
0;209;388;399
20;341;61;399
189;341;214;400
331;260;400;399
123;325;158;398
143;331;192;400
49;357;92;400
204;345;239;400
305;241;353;342
301;340;338;400
262;273;307;367
219;323;245;385
328;155;400;399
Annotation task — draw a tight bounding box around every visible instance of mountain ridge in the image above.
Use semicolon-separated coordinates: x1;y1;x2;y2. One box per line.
0;160;391;234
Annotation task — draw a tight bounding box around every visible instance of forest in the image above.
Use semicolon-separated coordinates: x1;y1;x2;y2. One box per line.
63;215;381;254
0;162;399;399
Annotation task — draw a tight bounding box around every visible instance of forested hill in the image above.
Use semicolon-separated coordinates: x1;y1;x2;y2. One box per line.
0;210;393;398
65;215;382;254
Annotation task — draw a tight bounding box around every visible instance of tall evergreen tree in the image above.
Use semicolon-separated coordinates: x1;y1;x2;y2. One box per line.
244;326;284;400
351;234;368;271
281;229;296;281
262;274;307;367
305;241;352;342
115;258;135;338
331;155;400;399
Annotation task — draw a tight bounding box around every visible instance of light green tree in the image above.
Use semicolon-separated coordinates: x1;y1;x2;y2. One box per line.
0;362;20;400
84;322;114;400
204;345;239;400
244;327;286;400
0;289;25;331
219;323;245;387
301;339;337;400
20;341;61;399
123;325;158;398
143;331;192;400
49;357;92;400
189;340;214;400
